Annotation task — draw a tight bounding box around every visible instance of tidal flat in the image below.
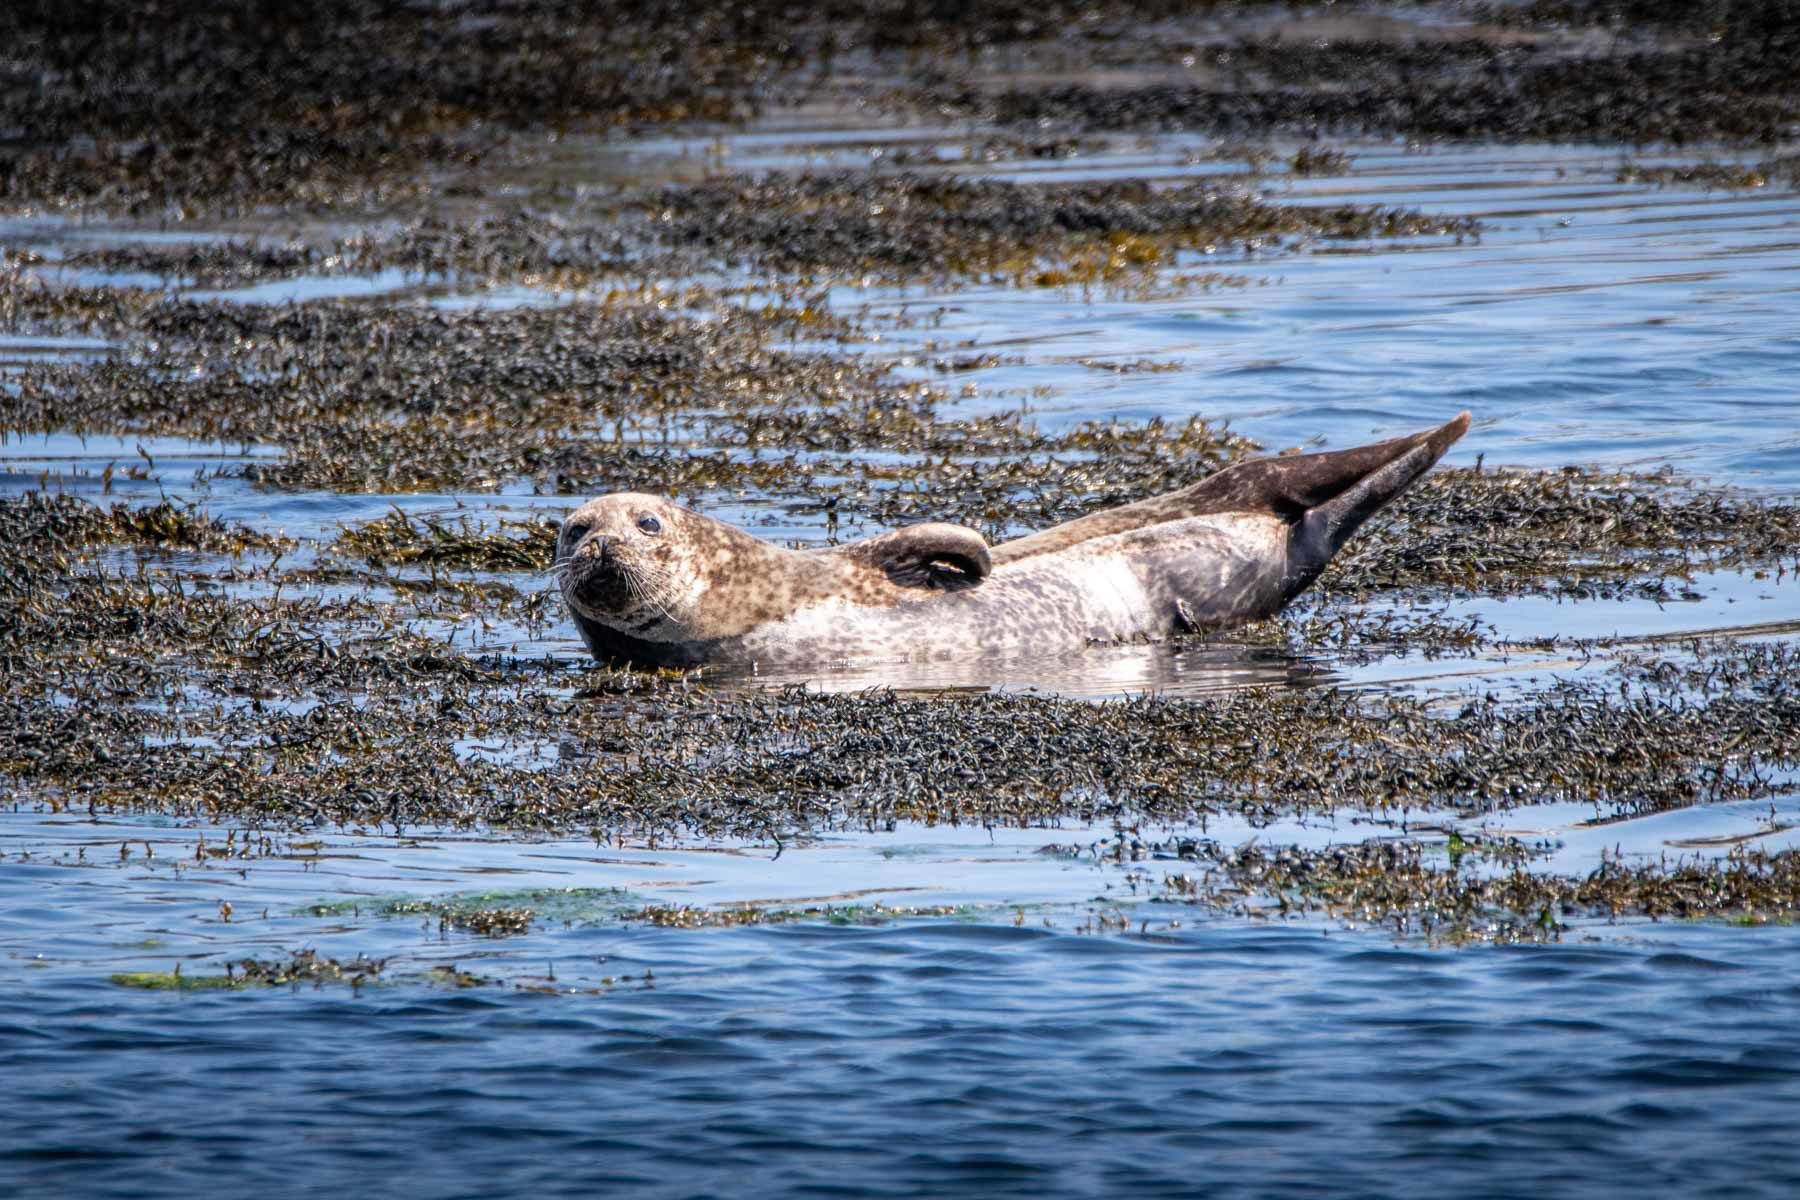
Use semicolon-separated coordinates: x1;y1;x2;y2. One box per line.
4;3;1800;1197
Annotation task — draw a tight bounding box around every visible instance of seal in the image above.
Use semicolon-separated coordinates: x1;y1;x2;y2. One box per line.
558;412;1471;668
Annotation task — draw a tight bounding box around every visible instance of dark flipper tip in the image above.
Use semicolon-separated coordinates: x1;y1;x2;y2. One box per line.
1285;412;1471;595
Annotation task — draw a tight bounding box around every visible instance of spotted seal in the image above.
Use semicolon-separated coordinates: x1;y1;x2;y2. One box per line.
558;413;1470;668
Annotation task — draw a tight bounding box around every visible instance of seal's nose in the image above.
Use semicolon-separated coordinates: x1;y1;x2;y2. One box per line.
594;535;613;565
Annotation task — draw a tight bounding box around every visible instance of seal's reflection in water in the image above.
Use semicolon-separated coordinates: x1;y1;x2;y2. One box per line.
699;639;1335;699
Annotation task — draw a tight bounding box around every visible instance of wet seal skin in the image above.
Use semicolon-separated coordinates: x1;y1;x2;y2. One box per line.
558;413;1470;668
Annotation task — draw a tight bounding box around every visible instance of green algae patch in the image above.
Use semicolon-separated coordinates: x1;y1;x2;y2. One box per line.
109;951;384;990
110;971;243;992
304;888;642;936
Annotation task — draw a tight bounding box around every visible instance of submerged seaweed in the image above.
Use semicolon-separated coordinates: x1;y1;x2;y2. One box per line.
1161;839;1800;944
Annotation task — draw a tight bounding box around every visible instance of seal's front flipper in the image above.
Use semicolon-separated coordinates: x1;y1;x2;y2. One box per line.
830;522;992;590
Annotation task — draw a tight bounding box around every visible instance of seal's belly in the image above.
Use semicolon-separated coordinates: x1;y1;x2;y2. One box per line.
733;514;1289;666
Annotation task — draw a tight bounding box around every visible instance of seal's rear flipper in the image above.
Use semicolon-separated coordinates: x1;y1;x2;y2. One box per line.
1178;411;1470;522
1280;412;1471;597
991;413;1470;568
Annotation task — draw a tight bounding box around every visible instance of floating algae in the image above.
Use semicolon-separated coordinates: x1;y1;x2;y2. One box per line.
110;951;384;991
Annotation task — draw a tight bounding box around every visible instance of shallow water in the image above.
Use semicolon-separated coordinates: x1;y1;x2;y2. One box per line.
6;104;1800;1198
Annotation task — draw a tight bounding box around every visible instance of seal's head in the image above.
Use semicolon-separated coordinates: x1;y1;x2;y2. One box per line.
556;493;716;638
558;492;997;662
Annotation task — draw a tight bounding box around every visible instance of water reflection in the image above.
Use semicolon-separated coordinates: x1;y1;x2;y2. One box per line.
702;638;1333;698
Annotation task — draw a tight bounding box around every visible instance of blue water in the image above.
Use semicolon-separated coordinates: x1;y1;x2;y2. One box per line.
8;922;1800;1198
5;117;1800;1197
8;804;1800;1197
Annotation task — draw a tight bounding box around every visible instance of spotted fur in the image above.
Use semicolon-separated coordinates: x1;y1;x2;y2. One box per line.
558;414;1471;668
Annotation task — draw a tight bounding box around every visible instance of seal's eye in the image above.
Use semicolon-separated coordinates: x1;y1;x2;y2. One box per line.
564;520;592;542
636;515;662;535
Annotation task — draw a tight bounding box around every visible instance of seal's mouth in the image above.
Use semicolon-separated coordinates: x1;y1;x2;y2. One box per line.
562;537;639;618
571;570;629;613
